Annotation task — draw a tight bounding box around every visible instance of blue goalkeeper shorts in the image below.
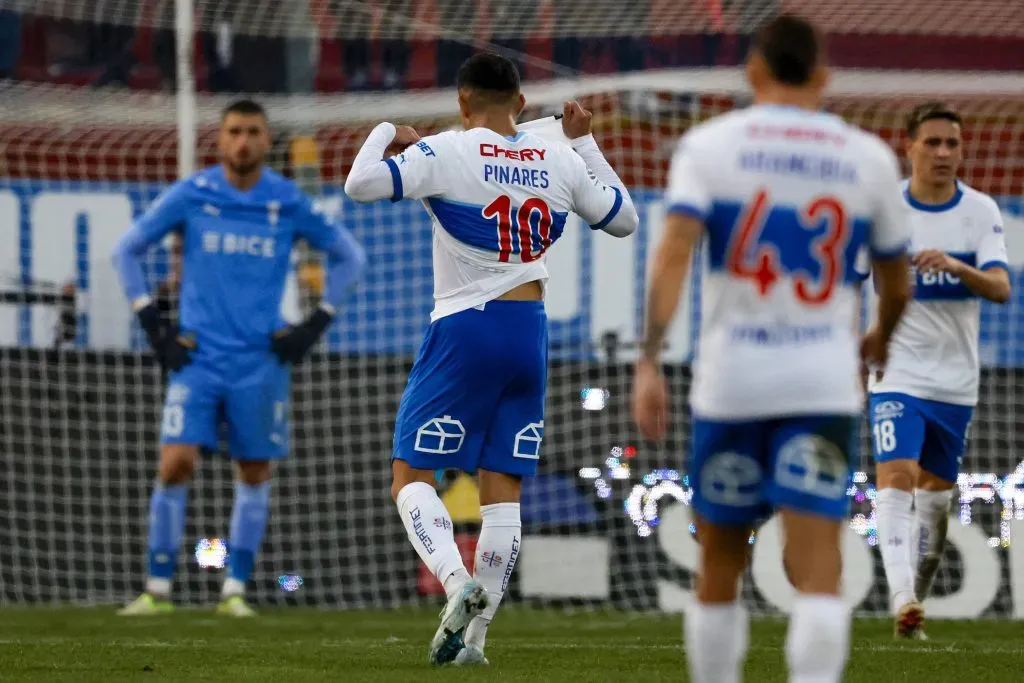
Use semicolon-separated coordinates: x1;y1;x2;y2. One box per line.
868;392;972;483
392;300;548;477
688;414;857;526
160;349;290;460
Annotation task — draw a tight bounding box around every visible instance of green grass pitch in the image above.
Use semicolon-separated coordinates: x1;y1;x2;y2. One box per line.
0;607;1020;682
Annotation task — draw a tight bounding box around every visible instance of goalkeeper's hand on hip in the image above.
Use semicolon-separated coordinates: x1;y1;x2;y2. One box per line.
270;306;333;365
136;303;197;372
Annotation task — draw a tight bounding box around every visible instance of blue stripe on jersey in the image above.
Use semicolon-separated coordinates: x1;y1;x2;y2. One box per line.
913;251;977;300
427;197;570;255
590;187;623;230
981;260;1009;272
385;158;403;202
704;200;870;287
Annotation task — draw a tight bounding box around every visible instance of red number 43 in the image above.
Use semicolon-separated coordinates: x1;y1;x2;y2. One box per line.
726;189;849;305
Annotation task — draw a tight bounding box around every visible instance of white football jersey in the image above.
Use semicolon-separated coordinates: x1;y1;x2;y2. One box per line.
864;181;1008;406
385;127;630;320
667;105;911;420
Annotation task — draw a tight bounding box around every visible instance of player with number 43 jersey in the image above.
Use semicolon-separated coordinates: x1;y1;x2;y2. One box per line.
633;16;912;683
345;53;637;666
858;103;1011;640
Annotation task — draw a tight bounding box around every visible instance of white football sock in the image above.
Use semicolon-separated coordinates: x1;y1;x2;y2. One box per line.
465;503;522;651
914;489;952;558
145;577;171;597
684;601;749;683
395;482;470;597
875;487;916;611
221;577;246;598
786;593;851;683
913;488;953;598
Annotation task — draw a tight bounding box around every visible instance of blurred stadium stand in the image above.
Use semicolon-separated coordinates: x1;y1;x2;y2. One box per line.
2;0;1021;94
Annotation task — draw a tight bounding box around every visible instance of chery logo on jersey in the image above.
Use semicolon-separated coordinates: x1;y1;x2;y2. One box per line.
479;144;547;161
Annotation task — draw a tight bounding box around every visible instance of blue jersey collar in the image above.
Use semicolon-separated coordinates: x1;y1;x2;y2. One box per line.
904;181;963;212
215;164;269;196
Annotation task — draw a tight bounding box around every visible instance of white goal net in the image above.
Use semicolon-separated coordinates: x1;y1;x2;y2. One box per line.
0;0;1023;618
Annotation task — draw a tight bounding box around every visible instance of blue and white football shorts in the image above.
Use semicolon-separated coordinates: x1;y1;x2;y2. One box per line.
160;348;290;460
393;300;548;477
688;415;857;526
868;392;972;483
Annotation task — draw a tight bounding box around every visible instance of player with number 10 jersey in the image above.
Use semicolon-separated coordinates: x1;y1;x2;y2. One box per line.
345;53;638;666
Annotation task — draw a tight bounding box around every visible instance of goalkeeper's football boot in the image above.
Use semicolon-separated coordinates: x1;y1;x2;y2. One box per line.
428;579;489;665
117;593;175;616
894;600;925;640
454;645;490;666
216;595;258;618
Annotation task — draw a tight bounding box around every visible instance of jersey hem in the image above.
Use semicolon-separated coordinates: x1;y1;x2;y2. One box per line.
666;202;708;221
870;241;909;261
690;404;861;421
868;386;977;407
980;260;1009;271
429;271;549;322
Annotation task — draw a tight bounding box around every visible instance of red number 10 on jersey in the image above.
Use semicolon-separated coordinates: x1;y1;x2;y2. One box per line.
483;195;553;263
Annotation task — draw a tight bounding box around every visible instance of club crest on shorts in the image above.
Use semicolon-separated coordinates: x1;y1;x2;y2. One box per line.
513;421;544;459
873;400;905;420
414;415;465;454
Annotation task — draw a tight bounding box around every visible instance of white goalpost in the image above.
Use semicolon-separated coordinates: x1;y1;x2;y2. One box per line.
0;0;1022;618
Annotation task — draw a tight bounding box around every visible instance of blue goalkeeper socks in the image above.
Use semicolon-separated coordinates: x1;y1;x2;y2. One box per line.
147;482;188;581
227;481;271;584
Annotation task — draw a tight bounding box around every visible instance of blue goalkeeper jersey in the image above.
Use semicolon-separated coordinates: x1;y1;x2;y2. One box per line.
113;165;365;353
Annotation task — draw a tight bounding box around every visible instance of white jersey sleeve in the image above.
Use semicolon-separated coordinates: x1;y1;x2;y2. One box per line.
344;123;455;203
665;134;712;220
388;132;456;201
976;197;1009;270
866;144;912;259
568;150;627;233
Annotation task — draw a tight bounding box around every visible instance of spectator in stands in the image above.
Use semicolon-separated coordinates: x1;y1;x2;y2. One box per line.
329;0;410;91
551;1;648;75
486;1;538;83
0;9;21;79
703;0;779;66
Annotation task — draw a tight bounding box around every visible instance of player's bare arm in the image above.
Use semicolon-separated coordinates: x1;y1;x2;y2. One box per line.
633;213;701;442
861;255;912;373
913;249;1010;303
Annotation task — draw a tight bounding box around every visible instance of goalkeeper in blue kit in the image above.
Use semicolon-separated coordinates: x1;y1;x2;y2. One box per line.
112;99;366;616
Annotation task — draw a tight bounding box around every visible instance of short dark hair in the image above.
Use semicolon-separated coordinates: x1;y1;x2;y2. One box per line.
906;102;962;139
456;52;520;103
221;99;267;121
753;15;823;86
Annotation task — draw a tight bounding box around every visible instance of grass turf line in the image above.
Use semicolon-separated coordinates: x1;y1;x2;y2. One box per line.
0;607;1019;682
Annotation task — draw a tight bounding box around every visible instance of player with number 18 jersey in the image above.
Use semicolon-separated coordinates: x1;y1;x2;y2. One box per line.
860;103;1011;640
